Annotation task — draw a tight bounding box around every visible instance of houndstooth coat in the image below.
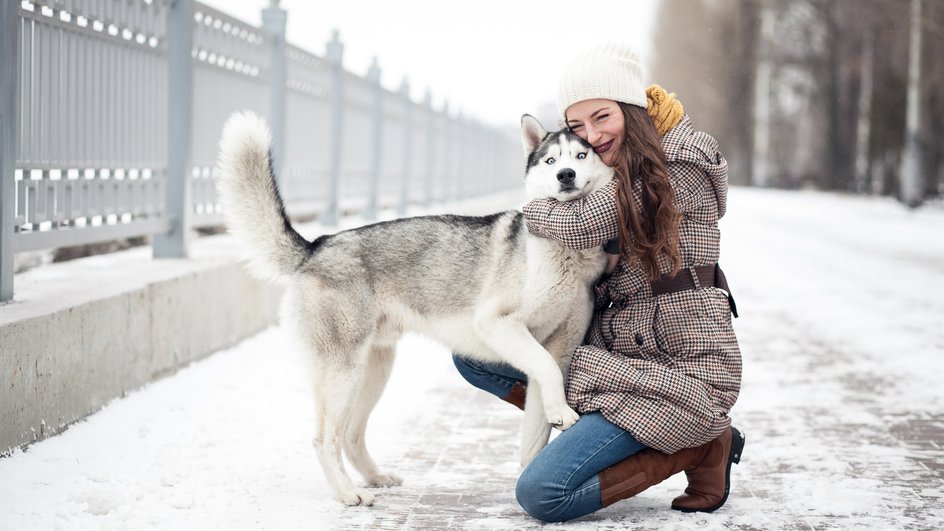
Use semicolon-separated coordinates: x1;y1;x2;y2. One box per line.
522;115;741;454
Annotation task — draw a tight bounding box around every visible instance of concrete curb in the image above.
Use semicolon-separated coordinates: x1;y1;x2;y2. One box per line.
0;234;283;454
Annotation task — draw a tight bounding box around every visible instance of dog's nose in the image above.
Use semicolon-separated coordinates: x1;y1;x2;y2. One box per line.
557;168;576;185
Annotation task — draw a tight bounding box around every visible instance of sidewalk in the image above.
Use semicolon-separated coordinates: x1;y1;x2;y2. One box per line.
1;187;942;530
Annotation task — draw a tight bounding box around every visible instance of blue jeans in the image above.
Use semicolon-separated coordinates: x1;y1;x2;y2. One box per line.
452;354;527;398
452;355;648;522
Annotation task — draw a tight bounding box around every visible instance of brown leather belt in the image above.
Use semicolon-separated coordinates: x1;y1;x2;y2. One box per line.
650;264;739;317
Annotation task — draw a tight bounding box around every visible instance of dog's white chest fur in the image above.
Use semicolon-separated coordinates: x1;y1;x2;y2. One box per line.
520;236;607;340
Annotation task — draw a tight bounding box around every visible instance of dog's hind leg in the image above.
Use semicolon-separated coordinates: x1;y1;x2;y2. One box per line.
520;382;553;466
343;342;403;489
312;355;377;507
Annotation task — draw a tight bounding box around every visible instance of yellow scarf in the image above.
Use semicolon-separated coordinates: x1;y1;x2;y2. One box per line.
646;84;684;136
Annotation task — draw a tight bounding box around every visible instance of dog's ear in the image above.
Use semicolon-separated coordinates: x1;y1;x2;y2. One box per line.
520;114;547;157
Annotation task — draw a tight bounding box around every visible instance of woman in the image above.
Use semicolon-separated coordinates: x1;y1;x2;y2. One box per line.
453;43;743;522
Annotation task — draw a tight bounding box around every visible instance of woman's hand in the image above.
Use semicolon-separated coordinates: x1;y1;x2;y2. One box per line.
646;84;684;136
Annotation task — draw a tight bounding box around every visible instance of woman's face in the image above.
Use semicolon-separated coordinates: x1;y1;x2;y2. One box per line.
565;99;625;167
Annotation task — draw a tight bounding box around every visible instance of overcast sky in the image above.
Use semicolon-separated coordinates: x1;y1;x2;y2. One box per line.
199;0;660;129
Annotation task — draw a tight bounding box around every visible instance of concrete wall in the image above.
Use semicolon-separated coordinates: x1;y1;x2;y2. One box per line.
0;234;283;454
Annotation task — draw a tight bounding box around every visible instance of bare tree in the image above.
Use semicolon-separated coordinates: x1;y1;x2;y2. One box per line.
901;0;924;206
649;0;943;203
921;0;944;199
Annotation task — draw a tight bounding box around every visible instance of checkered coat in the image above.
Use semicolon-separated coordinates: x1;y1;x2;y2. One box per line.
522;115;741;453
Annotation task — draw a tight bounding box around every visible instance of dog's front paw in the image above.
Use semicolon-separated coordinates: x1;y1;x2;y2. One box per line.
338;487;375;507
547;405;580;431
366;472;403;488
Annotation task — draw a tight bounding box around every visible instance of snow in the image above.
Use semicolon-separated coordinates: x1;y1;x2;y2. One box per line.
1;187;943;530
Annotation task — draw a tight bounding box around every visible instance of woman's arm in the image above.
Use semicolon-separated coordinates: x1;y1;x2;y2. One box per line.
522;180;619;250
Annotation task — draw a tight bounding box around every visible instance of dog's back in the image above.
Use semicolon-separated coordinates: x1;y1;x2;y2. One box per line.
291;208;601;358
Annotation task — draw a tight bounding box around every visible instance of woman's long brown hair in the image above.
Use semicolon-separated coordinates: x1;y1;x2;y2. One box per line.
609;102;681;280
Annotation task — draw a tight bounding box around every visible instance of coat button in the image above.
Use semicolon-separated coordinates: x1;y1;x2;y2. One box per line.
635;333;644;346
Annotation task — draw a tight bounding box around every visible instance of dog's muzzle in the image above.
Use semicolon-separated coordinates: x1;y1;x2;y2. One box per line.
556;168;576;185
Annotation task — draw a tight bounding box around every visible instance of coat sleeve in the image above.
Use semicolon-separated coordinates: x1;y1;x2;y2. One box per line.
521;180;620;250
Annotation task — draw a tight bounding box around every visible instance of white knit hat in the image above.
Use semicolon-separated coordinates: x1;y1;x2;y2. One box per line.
557;42;647;117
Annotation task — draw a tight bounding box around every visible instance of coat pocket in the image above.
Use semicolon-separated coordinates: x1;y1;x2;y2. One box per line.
653;289;726;360
608;299;660;360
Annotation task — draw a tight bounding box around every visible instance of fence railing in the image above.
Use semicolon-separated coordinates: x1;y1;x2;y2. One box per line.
0;0;522;302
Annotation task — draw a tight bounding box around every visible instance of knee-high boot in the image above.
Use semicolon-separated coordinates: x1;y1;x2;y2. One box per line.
598;426;745;513
501;381;527;410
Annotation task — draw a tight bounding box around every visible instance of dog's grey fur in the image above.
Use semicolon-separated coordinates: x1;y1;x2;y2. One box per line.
216;112;612;506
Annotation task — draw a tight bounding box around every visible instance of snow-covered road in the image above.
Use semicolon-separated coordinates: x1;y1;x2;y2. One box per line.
1;187;942;530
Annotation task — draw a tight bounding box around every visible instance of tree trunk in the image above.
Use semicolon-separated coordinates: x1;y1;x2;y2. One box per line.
752;0;774;188
854;28;874;193
900;0;924;206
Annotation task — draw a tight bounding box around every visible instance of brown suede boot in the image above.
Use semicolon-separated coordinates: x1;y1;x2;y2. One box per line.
501;381;527;410
671;426;745;513
598;426;745;513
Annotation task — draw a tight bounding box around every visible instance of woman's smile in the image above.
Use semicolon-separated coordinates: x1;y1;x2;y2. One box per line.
594;140;614;155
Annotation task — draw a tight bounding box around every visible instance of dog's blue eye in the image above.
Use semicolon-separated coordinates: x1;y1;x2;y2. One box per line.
545;157;555;165
577;153;587;160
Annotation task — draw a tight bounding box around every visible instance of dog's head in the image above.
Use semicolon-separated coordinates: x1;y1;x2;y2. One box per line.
520;114;614;201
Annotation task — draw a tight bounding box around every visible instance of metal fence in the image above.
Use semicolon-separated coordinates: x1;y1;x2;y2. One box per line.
0;0;522;302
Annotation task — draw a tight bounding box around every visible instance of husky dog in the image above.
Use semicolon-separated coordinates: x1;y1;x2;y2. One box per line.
216;112;612;506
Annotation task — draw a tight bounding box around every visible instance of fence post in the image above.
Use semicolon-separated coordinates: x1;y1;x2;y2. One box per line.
262;0;287;184
442;101;452;202
0;0;19;302
423;89;434;207
437;100;452;203
455;111;464;200
397;78;412;217
364;57;381;221
472;122;480;197
323;31;344;226
489;129;496;195
154;0;193;258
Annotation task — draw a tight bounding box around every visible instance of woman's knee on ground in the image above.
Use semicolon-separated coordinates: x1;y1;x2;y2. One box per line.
515;463;581;523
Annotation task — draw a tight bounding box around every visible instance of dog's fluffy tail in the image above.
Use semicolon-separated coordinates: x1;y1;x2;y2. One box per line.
217;111;310;281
